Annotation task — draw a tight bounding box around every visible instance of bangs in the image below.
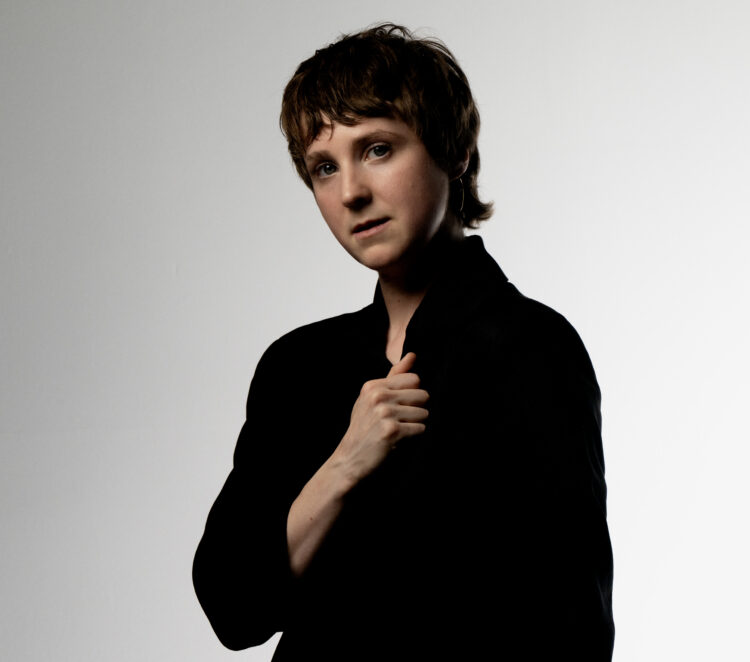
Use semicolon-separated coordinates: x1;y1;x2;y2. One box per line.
283;38;420;155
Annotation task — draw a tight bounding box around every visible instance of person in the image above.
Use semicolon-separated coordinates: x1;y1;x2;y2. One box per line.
193;23;614;661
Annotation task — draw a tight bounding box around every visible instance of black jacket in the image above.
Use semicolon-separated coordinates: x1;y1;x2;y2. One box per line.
193;236;615;660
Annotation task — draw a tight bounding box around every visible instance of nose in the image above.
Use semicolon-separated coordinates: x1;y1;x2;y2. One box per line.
341;165;371;211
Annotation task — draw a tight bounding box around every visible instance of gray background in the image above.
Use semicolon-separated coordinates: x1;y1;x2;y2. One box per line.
2;1;749;660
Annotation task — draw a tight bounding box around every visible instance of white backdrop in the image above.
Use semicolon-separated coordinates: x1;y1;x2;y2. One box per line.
2;1;749;660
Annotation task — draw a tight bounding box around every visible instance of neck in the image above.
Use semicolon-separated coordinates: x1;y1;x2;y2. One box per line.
378;227;464;335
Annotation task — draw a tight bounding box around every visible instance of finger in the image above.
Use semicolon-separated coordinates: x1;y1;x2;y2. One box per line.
393;405;429;422
394;388;430;406
394;422;427;441
387;352;416;377
386;372;421;390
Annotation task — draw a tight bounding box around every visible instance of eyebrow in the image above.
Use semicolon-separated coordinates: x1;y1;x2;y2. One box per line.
304;130;403;166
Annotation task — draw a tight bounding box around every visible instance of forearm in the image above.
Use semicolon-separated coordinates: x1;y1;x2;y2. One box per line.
286;452;355;577
287;353;427;577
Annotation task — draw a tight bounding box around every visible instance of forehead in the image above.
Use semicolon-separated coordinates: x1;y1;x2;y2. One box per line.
305;115;413;153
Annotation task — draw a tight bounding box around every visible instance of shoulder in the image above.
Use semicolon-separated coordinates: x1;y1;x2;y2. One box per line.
240;304;374;424
254;304;374;373
476;280;587;355
483;282;599;393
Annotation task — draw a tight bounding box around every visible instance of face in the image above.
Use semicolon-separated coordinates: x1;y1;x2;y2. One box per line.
304;116;456;277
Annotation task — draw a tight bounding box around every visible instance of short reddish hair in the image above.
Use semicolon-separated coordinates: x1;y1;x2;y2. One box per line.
280;23;492;228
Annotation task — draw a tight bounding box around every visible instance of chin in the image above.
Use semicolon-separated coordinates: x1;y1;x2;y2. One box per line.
352;244;407;273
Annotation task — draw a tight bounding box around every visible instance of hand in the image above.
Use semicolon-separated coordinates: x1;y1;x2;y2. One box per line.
332;352;429;486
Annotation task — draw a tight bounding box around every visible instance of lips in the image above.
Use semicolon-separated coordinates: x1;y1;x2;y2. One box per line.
353;217;389;234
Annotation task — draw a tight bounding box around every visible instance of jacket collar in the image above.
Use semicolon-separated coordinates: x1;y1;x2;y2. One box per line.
368;235;509;360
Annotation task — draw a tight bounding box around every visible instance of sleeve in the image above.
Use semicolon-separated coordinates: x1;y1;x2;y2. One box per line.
192;340;298;650
465;312;614;660
505;317;615;659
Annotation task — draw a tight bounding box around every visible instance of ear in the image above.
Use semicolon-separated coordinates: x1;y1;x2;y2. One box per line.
450;150;470;181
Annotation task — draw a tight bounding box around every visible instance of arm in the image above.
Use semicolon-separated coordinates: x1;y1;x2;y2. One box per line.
440;309;613;658
192;343;295;650
284;454;352;578
497;317;614;659
193;348;429;649
286;352;428;576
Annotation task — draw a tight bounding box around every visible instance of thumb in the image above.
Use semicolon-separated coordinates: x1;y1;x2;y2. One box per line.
387;351;416;377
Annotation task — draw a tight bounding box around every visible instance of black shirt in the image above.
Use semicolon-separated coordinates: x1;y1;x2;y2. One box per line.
193;236;615;660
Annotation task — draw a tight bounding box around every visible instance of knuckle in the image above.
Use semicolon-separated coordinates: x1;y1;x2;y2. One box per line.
374;403;392;419
371;389;389;405
382;420;399;440
383;376;399;390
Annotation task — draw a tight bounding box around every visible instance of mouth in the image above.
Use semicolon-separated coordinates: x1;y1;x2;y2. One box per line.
353;218;390;235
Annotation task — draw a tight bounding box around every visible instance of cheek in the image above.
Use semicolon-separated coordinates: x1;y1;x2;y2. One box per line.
409;170;450;223
391;162;448;215
313;189;336;223
314;190;350;242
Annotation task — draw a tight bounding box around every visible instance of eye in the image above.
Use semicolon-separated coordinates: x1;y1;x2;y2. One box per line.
314;162;337;179
366;143;391;160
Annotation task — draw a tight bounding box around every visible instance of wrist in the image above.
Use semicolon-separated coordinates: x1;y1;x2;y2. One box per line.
325;449;360;496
